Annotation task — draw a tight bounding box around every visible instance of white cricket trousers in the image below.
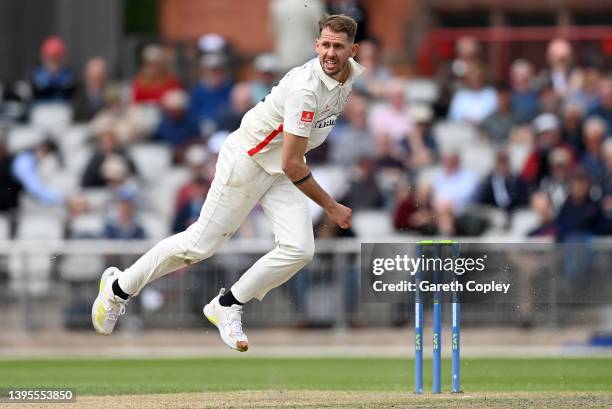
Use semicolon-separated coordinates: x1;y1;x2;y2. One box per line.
118;130;315;302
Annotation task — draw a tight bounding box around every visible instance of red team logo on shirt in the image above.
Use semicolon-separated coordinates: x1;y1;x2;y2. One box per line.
300;111;314;123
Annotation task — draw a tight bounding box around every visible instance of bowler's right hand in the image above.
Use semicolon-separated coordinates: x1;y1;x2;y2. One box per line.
326;202;352;229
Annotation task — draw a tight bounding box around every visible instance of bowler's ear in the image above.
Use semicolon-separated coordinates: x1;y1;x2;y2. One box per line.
314;37;320;52
351;43;359;58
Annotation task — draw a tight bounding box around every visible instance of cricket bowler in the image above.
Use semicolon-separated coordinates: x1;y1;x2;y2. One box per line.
92;14;364;352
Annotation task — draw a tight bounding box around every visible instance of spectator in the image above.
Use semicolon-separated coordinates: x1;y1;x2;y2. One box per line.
342;156;384;210
250;54;280;105
0;140;84;215
568;66;601;112
368;80;413;151
353;38;392;99
600;140;612;234
189;53;234;136
172;175;209;233
153;89;200;162
448;63;498;124
477;150;528;212
102;188;145;240
92;86;153;144
539;147;572;211
431;152;479;235
561;102;584;155
522;113;575;187
403;104;437;169
556;167;603;241
73;57;109;121
586;78;612;133
393;181;437;235
81;127;138;187
435;36;483;117
527;191;558;238
538;85;562;114
329;93;376;166
175;144;212;213
270;0;324;72
540;38;578;97
481;84;518;145
30;36;76;103
100;153;139;195
580;117;608;184
217;82;254;132
131;44;181;105
451;36;481;84
373;132;405;171
509;60;539;123
197;33;229;55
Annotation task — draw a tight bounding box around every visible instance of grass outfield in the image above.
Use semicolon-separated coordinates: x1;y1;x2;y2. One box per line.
1;357;611;395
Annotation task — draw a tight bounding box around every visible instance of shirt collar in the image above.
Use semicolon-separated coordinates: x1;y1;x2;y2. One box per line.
314;57;366;91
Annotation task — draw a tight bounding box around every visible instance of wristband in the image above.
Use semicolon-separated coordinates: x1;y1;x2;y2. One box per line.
292;172;312;185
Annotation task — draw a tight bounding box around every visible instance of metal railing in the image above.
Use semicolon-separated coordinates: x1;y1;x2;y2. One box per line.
1;237;611;333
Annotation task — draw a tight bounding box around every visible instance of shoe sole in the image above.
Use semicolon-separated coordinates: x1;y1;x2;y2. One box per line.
203;304;248;352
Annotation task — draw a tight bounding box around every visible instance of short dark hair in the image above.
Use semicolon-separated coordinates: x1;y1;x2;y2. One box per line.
318;14;358;42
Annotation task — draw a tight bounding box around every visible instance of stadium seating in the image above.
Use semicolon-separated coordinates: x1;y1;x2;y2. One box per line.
404;78;439;105
141;211;171;239
351;210;394;238
0;214;11;240
30;103;73;134
129;143;172;182
432;121;478;153
9;214;64;295
6;125;45;152
509;209;540;237
145;166;190;218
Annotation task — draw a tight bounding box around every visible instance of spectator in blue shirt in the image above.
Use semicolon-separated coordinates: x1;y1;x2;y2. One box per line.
102;188;145;240
217;82;254;133
556;167;603;241
188;54;233;137
0;140;85;225
509;60;539;123
172;175;209;233
448;63;498;124
586;78;612;134
580;117;608;185
30;36;77;103
249;53;280;105
153;89;200;163
431;152;479;235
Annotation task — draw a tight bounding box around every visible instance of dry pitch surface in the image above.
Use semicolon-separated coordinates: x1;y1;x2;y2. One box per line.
14;391;612;409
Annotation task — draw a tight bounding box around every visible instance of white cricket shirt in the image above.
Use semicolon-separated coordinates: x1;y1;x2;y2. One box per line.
234;57;365;174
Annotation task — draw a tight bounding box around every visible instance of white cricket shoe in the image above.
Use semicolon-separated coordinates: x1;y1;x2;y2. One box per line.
92;267;128;335
203;289;249;352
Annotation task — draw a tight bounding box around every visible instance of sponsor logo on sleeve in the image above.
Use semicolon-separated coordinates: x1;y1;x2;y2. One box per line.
301;111;314;122
297;110;315;128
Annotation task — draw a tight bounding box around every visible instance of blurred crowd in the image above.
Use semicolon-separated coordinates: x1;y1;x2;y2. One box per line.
0;0;611;246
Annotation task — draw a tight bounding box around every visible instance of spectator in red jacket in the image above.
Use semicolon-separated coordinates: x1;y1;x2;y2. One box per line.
521;113;575;188
132;44;181;104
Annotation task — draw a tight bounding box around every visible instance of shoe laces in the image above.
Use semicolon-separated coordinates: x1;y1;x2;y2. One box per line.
228;305;244;335
106;300;126;321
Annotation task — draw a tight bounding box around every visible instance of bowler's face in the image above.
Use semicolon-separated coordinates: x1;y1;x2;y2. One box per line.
315;28;357;80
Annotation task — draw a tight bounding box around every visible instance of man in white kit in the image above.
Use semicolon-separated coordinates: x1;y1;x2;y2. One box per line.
92;15;364;352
